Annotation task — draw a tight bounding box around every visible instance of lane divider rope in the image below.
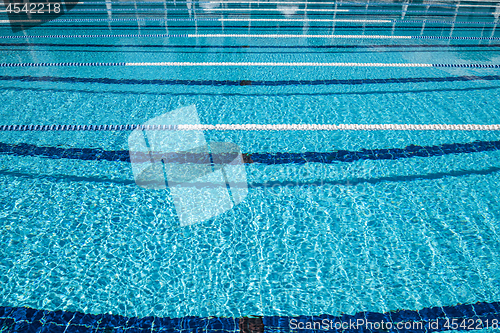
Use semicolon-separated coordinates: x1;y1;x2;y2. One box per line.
60;8;500;16
0;33;498;40
1;124;500;131
1;62;499;68
53;0;500;7
1;33;500;40
3;18;393;23
2;17;499;25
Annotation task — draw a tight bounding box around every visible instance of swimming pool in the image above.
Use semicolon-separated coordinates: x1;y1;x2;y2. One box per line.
1;0;500;332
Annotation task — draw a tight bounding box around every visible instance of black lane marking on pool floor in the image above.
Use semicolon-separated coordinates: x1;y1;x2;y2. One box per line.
2;166;500;187
2;75;500;87
3;85;499;97
1;140;500;165
1;302;500;333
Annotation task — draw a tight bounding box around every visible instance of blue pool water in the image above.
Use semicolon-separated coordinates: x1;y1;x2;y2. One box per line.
2;0;500;332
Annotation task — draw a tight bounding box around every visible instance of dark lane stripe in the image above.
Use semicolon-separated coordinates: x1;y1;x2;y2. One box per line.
46;9;500;16
2;85;499;97
2;75;500;87
3;166;500;187
1;302;499;333
2;140;500;164
250;140;500;164
2;43;500;48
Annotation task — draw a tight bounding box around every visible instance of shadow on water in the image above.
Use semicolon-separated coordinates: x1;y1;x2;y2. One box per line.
1;165;499;187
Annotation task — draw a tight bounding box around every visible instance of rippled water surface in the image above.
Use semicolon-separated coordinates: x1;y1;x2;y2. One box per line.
1;0;500;321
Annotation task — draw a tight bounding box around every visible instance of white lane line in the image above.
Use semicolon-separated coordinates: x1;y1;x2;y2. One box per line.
4;33;500;40
65;0;500;5
207;8;350;12
194;124;500;131
188;34;412;39
1;17;493;24
219;18;392;23
2;124;500;131
0;18;391;23
0;20;42;23
2;61;499;68
124;62;433;67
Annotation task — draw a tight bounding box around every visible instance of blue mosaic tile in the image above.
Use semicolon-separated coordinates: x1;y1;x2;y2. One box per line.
126;316;141;328
418;306;445;321
155;329;175;333
208;317;234;329
23;307;38;320
0;318;15;329
57;309;77;324
10;307;28;321
136;316;155;329
40;309;57;324
107;313;129;328
389;309;421;322
350;311;366;321
4;302;500;333
364;311;389;323
442;305;466;318
453;304;476;317
12;320;31;332
155;316;174;329
39;322;66;333
25;322;45;333
313;314;333;321
70;311;90;326
473;302;497;316
64;325;90;333
184;316;207;329
477;313;500;323
490;302;500;313
261;315;278;327
150;317;162;330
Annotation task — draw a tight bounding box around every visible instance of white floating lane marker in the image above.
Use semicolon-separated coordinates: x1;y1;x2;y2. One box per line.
59;0;500;6
0;20;42;23
188;34;412;39
2;62;499;68
0;62;434;67
0;18;390;23
2;124;500;131
2;33;500;40
187;124;500;131
124;61;418;67
218;18;392;23
208;8;350;12
124;62;435;67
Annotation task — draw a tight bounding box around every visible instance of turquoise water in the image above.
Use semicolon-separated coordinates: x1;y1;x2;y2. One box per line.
1;0;500;322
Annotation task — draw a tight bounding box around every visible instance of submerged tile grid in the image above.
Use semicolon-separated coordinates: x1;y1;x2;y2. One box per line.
1;302;500;333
